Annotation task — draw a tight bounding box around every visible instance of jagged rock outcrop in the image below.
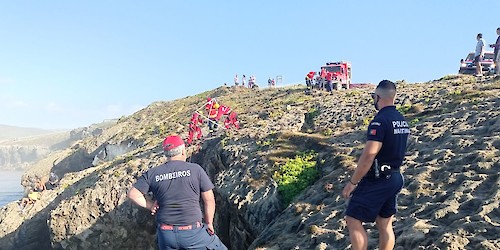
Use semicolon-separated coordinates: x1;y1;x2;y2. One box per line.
1;75;500;250
196;137;282;249
0;121;116;171
0;145;51;170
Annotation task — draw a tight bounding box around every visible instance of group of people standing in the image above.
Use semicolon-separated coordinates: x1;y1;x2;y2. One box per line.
267;77;276;87
474;28;500;76
233;74;257;88
128;79;410;250
233;74;277;89
305;68;341;93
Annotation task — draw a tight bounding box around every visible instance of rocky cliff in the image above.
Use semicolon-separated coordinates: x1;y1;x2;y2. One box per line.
0;75;499;250
0;121;116;172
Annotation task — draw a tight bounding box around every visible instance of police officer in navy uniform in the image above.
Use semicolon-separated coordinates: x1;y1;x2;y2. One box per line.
342;80;410;250
128;135;227;250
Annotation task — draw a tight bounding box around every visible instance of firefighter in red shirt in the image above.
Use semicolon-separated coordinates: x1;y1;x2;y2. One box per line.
216;105;240;129
306;71;315;90
187;112;203;145
320;68;327;90
325;72;334;92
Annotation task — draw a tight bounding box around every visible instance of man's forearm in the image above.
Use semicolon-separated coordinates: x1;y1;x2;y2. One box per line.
127;187;153;210
131;197;154;210
350;141;380;183
351;154;374;183
201;190;216;224
203;200;215;225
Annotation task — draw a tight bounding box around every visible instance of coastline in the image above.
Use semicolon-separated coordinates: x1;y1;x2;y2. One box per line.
0;170;25;207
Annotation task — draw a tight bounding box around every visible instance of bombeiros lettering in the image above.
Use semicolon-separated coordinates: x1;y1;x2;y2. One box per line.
155;170;191;182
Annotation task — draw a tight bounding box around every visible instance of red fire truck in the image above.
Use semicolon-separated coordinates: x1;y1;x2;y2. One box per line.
320;61;352;89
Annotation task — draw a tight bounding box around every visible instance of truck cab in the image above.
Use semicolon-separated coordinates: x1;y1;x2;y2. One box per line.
321;61;352;89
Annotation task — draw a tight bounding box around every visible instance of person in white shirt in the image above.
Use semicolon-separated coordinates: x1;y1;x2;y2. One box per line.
249;75;256;88
489;28;500;74
474;33;486;76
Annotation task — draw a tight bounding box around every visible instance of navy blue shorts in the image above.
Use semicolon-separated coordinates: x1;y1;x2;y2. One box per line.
157;223;227;250
345;172;404;223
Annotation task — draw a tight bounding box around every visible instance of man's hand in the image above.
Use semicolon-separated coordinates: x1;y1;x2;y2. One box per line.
342;182;357;199
343;140;382;199
206;223;215;235
150;200;159;216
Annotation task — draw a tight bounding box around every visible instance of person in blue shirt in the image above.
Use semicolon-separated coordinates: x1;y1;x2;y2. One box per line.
342;80;410;250
128;135;227;250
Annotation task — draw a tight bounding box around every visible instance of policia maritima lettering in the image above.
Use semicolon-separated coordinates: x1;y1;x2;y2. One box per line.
342;80;410;250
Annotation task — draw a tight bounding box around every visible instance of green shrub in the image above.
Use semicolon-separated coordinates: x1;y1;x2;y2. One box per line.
113;171;122;177
439;75;459;81
273;151;319;206
450;89;462;96
409;118;419;126
307;107;320;118
269;109;285;119
256;139;271;147
361;116;373;127
345;91;360;98
397;104;412;114
322;128;334;136
220;136;229;147
304;107;320;130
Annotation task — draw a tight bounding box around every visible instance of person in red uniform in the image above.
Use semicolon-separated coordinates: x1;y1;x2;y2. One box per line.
216;105;240;129
225;112;240;129
306;71;315;90
205;98;220;133
320;68;327;90
187;112;203;145
325;72;334;92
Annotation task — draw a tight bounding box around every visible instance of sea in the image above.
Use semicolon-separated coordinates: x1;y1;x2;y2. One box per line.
0;170;25;207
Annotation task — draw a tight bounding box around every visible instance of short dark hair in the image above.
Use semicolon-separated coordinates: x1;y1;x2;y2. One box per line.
497;27;500;31
477;33;483;38
376;80;397;99
377;80;396;91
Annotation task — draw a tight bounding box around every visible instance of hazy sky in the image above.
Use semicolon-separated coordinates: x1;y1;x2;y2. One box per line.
1;1;499;129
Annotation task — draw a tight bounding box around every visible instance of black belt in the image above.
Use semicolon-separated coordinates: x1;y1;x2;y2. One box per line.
368;160;401;180
364;171;400;181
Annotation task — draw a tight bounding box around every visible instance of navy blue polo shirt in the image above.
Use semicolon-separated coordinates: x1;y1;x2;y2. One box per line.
366;106;410;170
133;160;214;225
